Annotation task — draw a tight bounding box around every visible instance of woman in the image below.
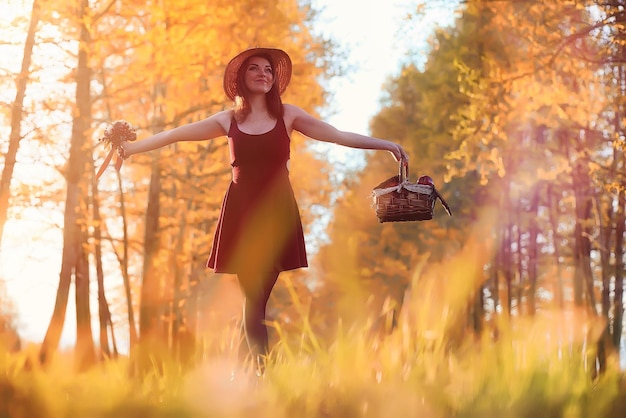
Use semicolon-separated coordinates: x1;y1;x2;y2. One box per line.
120;47;409;370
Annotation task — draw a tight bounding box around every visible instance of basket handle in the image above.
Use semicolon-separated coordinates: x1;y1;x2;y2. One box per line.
399;158;409;182
434;188;453;216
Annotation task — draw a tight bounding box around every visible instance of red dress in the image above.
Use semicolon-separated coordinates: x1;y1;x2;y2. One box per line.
206;117;308;274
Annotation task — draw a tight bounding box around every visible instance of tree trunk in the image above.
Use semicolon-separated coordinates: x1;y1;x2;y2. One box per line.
39;207;74;365
172;203;186;359
612;173;625;350
117;172;138;348
75;225;95;370
527;187;540;315
40;0;95;367
134;74;167;373
492;246;500;315
0;0;40;246
611;64;625;352
580;190;597;313
134;146;165;374
92;166;114;359
515;224;523;312
504;222;513;316
572;156;596;312
72;0;96;371
502;178;512;316
595;191;613;375
139;151;162;341
138;100;167;362
547;184;564;309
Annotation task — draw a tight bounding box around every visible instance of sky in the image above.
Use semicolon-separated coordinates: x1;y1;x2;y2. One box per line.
313;0;450;132
313;0;414;132
310;0;459;171
0;0;459;349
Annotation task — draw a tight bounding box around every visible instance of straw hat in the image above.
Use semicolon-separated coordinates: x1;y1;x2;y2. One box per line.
223;48;292;101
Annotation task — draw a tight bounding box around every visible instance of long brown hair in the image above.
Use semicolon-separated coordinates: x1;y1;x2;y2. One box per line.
233;53;285;123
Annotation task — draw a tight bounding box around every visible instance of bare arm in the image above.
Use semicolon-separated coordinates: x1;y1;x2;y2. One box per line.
122;110;230;157
286;104;408;162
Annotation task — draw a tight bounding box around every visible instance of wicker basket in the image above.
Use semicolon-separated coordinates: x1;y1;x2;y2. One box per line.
373;162;452;223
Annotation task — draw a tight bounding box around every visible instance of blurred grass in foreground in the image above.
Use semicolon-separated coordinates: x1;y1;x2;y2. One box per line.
1;310;625;418
2;212;624;417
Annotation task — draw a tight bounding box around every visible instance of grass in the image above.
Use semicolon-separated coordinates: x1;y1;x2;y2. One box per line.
3;287;626;416
2;226;624;417
1;312;625;418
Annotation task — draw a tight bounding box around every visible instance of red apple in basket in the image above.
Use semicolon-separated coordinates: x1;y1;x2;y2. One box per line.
417;175;434;186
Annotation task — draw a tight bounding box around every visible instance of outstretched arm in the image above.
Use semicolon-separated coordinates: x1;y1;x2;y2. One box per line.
121;110;230;157
286;104;408;162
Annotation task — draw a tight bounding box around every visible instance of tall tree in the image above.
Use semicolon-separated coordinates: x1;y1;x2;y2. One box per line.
40;0;96;370
604;1;626;352
0;0;40;247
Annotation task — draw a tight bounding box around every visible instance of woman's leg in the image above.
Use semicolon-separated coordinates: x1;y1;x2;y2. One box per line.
237;269;279;367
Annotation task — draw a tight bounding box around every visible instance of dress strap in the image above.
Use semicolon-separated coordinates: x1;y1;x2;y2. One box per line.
228;115;238;137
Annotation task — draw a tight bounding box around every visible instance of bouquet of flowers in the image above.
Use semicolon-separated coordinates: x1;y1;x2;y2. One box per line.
95;120;136;180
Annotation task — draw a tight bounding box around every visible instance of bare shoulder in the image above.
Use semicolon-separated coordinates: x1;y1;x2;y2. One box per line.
283;104;313;133
209;109;233;133
284;103;305;119
172;109;232;141
283;104;298;134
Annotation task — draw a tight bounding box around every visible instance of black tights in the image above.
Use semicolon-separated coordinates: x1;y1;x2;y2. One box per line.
237;269;279;365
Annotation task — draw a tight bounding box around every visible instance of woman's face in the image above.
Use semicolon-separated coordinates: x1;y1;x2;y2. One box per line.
243;56;275;96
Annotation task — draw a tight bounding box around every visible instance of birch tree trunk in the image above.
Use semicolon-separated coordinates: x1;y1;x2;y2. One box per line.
612;165;625;350
611;63;625;353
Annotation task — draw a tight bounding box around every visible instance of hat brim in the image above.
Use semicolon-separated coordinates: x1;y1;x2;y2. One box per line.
223;48;292;101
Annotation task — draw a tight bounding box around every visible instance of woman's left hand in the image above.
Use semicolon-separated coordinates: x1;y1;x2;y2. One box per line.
388;142;409;163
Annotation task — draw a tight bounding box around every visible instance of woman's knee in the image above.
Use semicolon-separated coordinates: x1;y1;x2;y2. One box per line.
238;270;279;301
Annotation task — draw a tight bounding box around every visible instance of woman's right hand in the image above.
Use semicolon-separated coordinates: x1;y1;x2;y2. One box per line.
117;141;141;160
118;141;133;159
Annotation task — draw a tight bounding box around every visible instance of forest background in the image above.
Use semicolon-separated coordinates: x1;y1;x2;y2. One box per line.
0;0;625;417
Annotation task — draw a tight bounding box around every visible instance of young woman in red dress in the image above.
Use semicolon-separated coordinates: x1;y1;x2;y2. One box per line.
120;48;409;372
